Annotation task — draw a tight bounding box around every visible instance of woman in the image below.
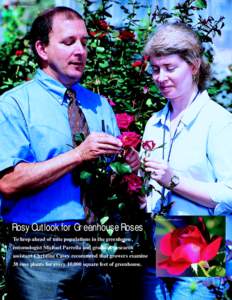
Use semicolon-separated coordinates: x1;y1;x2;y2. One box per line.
141;22;232;216
140;22;232;299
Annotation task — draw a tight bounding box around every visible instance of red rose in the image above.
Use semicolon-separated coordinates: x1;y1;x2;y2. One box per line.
89;31;107;39
96;20;109;30
119;132;141;148
132;59;148;71
118;30;135;41
143;55;149;61
132;61;142;67
158;225;222;275
15;50;24;56
142;140;156;151
124;173;143;193
116;113;134;130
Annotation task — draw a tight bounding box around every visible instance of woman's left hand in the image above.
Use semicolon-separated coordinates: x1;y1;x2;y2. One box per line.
144;157;174;188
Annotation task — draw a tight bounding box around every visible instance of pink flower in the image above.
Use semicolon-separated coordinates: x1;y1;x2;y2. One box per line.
124;173;143;193
143;86;149;94
107;98;116;106
158;225;223;275
118;30;135;41
119;132;141;148
142;140;156;151
116;113;134;130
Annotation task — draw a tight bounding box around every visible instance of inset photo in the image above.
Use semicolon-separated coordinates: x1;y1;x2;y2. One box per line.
155;216;225;277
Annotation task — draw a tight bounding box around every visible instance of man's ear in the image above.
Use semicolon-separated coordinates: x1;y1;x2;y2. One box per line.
191;58;201;76
35;40;48;62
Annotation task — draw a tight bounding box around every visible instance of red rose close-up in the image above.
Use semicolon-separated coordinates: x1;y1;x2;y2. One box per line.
15;50;24;56
124;173;143;193
158;225;223;275
131;60;143;67
119;132;141;148
116;113;134;130
142;140;156;151
118;30;135;41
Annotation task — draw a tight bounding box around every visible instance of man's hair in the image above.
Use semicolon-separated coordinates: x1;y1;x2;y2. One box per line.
144;22;210;91
29;6;84;65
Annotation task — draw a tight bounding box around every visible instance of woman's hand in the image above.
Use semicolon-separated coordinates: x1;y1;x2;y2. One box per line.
144;157;174;188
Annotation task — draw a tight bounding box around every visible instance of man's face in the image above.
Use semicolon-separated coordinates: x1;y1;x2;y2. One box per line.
41;14;88;86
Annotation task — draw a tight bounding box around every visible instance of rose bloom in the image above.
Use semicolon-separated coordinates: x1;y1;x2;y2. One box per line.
143;55;149;61
143;86;149;94
158;225;223;275
124;173;143;193
119;132;141;148
116;113;134;130
89;31;107;39
142;140;156;151
131;61;142;67
96;20;109;30
118;30;135;41
15;50;24;56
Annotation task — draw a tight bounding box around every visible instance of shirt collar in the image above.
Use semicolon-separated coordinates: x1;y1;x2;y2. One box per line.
150;101;170;126
34;69;80;105
181;90;209;126
150;90;209;127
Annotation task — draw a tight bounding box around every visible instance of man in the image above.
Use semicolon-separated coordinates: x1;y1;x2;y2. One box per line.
0;6;139;300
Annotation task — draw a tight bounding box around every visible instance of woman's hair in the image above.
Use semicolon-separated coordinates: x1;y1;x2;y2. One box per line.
144;22;210;91
29;6;84;66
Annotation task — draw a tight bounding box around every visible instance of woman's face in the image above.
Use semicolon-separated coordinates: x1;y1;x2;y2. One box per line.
150;54;196;100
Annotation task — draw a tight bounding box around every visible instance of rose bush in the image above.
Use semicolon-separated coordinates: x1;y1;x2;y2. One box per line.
158;225;223;275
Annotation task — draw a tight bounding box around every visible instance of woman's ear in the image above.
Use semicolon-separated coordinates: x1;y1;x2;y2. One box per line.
191;58;201;76
35;40;48;62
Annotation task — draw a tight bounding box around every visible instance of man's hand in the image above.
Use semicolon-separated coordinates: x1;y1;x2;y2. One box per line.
75;132;122;162
124;147;140;172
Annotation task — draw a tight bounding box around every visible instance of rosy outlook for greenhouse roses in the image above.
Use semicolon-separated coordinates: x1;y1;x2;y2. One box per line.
158;225;223;275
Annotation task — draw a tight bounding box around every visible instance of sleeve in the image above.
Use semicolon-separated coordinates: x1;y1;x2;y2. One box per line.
206;119;232;214
0;97;35;172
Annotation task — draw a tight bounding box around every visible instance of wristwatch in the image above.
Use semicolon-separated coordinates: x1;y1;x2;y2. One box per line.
168;175;180;190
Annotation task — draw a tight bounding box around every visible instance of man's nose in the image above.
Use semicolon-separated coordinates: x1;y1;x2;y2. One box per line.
74;41;86;55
